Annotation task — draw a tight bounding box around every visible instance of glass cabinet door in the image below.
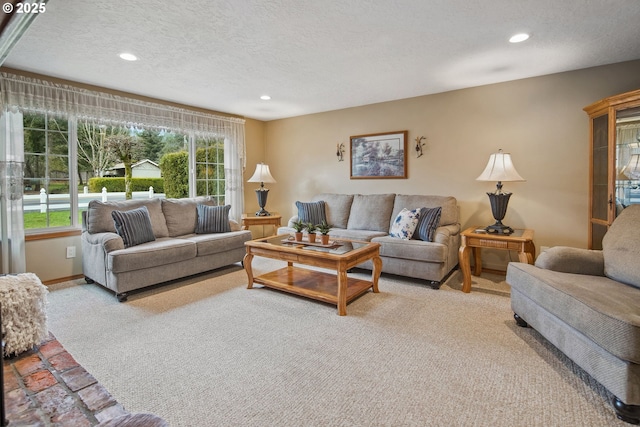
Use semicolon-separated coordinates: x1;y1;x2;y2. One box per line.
615;107;640;214
590;114;610;249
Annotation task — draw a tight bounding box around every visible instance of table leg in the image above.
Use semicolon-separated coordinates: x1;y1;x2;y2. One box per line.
337;269;348;316
244;253;254;289
472;247;482;276
459;245;472;293
518;251;534;264
371;256;382;293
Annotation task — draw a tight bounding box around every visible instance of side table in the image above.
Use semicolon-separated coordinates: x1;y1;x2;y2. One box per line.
458;227;535;293
241;213;282;237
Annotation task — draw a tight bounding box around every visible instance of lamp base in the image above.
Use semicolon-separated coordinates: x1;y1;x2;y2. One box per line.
485;221;514;235
485;192;514;234
255;188;271;216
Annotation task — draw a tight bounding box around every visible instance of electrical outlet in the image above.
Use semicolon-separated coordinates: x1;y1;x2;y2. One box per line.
66;246;76;258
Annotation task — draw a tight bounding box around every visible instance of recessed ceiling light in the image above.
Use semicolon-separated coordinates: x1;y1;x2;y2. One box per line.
260;95;271;100
119;53;138;61
509;33;530;43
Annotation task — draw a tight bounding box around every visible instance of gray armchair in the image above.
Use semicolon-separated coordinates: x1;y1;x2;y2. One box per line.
507;205;640;424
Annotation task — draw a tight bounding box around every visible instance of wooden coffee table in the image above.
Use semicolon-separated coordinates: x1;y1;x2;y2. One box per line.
244;235;382;315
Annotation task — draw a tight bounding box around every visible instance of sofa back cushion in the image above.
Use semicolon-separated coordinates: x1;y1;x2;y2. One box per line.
86;198;169;238
162;197;217;237
311;194;354;229
347;194;396;232
390;195;458;229
602;204;640;289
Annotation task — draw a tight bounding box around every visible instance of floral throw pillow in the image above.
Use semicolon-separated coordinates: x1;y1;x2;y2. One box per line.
389;208;421;240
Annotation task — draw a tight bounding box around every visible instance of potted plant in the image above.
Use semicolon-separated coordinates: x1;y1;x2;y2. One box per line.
316;220;332;245
305;222;318;243
292;219;305;241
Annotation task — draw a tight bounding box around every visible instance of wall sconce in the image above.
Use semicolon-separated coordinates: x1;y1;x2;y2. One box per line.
336;143;345;161
415;136;426;158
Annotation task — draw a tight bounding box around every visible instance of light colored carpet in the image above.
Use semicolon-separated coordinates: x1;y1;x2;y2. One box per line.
46;259;626;426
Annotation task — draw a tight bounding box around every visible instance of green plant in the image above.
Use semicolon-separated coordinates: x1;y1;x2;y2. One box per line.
291;219;306;232
305;222;318;233
316;220;332;235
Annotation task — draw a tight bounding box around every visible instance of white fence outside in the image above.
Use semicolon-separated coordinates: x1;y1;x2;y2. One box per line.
24;187;166;212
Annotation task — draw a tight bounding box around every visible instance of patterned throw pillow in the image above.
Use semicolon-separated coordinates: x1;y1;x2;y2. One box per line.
296;200;327;225
111;206;156;248
389;208;421;240
413;207;442;242
195;204;232;234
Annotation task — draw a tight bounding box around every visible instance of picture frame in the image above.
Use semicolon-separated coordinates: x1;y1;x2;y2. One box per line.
350;130;408;179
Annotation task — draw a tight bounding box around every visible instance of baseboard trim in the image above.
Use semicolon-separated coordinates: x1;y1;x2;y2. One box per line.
42;274;84;286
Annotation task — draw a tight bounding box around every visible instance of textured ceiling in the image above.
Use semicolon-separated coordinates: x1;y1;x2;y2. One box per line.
4;0;640;121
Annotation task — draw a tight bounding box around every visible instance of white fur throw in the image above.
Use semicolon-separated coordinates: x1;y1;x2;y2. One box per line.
0;273;48;356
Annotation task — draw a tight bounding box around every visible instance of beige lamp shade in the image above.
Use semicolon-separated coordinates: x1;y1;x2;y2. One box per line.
476;149;525;189
247;163;276;184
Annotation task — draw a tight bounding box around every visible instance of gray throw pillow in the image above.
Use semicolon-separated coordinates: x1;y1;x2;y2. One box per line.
111;206;156;248
195;204;231;234
296;200;327;225
413;207;442;242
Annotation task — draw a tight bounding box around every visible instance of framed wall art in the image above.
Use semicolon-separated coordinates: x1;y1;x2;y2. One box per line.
350;130;408;179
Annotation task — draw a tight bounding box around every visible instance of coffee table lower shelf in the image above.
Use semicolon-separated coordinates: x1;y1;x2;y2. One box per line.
252;266;374;307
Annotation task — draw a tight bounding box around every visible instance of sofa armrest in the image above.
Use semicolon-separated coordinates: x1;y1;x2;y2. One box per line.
534;246;605;276
82;231;124;253
432;224;460;245
287;215;300;228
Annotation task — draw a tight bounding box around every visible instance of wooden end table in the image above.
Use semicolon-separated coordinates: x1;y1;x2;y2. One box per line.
241;213;282;236
458;227;535;293
244;235;382;316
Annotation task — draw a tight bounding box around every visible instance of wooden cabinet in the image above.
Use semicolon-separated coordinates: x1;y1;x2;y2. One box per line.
584;89;640;249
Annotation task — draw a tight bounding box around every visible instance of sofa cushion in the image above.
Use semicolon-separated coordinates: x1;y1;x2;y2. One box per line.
371;236;447;262
111;206;156;248
389;208;420;239
87;198;169;238
602;204;640;289
325;229;388;241
182;231;252;256
162;197;217;237
391;194;458;227
347;194;396;232
295;200;327;225
108;238;196;273
311;194;354;229
195;204;232;234
507;262;640;364
413;207;442;242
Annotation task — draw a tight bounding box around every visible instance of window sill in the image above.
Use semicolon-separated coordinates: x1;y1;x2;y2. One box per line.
25;228;82;241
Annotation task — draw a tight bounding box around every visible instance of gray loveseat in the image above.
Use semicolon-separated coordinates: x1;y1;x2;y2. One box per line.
277;193;460;286
81;197;252;301
506;205;640;424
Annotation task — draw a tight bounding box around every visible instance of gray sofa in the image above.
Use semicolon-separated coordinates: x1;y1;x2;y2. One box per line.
506;205;640;424
277;193;460;285
81;197;252;301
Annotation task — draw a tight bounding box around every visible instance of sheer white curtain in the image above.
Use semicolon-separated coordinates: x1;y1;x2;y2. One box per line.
0;109;26;274
0;71;246;222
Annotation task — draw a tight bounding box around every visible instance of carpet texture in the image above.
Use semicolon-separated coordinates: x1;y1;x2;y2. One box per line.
46;259;627;426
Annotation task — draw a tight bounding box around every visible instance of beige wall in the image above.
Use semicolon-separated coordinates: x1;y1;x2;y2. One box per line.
262;60;640;268
26;59;640;281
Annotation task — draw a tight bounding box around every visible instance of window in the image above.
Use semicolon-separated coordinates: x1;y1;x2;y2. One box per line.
23;113;72;229
195;136;225;204
22;115;227;231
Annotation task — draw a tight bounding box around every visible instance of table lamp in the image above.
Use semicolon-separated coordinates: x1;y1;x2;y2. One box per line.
247;163;276;216
476;149;525;234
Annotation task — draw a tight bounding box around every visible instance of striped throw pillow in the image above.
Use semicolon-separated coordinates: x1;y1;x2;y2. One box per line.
111;206;156;248
295;200;327;225
413;207;442;242
195;204;231;234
